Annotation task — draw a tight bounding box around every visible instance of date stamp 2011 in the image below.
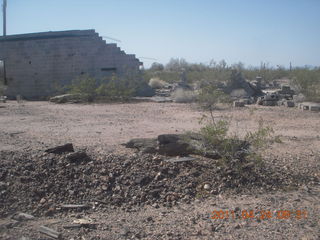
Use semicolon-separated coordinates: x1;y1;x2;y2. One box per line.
211;210;308;220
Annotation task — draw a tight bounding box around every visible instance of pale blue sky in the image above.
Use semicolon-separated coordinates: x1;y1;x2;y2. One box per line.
3;0;320;68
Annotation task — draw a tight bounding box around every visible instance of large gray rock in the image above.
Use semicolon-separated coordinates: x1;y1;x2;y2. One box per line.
49;94;84;104
157;133;203;156
124;138;158;154
66;151;91;163
124;133;223;158
45;143;74;154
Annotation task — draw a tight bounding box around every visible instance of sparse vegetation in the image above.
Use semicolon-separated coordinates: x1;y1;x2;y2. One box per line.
148;77;167;89
291;67;320;102
65;73;149;102
199;114;276;169
197;83;231;115
95;75;136;101
144;59;320;102
69;75;98;102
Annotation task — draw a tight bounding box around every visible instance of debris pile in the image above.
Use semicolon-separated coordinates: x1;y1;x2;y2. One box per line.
0;142;311;217
298;102;320;112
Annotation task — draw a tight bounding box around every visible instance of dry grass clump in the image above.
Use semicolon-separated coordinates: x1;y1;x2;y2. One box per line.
148;77;167;89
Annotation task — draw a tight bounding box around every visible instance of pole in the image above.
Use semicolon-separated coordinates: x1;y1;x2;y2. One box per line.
3;0;6;36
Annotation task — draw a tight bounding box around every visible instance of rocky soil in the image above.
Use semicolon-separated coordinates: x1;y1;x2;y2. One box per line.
1;145;316;217
0;101;319;239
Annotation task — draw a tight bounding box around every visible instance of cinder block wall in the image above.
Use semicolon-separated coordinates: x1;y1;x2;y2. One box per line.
0;30;142;99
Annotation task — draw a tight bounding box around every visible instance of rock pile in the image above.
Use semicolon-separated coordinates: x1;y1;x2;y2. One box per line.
124;133;220;158
0;144;311;217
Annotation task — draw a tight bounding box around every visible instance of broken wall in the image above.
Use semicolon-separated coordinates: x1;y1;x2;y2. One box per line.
0;30;142;99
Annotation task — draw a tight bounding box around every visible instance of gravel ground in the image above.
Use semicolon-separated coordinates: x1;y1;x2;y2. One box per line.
0;101;319;239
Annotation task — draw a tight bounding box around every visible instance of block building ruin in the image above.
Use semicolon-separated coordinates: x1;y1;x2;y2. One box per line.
0;29;143;99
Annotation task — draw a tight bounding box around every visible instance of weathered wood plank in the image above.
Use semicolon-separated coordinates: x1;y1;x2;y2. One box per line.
39;225;61;239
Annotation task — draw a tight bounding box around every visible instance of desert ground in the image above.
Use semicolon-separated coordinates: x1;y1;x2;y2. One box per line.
0;101;319;240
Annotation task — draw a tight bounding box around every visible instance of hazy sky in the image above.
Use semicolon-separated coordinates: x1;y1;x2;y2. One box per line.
3;0;320;68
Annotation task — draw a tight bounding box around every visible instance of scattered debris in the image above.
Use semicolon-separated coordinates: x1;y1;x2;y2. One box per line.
276;85;295;99
73;218;97;229
49;94;83;104
60;204;90;210
299;102;320;112
226;72;264;99
257;93;279;106
12;212;35;221
164;156;197;163
45;143;74;154
62;224;82;229
39;225;61;239
0;95;7;103
278;99;295;107
233;101;245;107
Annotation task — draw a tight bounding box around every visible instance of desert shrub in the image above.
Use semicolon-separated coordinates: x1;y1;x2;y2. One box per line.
198;83;231;118
148;77;167;89
171;88;197;103
67;74;141;102
199;119;246;162
291;67;320;102
199;115;275;168
96;75;135;101
69;75;98;101
245;118;274;150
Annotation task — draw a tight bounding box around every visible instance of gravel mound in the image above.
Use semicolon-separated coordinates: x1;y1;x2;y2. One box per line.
0;149;317;217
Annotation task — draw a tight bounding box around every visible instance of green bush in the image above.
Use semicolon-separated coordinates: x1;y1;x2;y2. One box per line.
199;119;246;162
96;75;135;101
198;83;231;115
69;75;97;101
199;116;276;168
66;73;146;102
291;67;320;102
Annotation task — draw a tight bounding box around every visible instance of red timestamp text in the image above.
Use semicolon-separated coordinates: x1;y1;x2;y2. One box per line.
210;209;308;220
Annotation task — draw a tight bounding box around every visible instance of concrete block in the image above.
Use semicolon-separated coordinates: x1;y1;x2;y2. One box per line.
310;106;320;112
262;100;277;106
285;101;295;107
233;101;245;107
